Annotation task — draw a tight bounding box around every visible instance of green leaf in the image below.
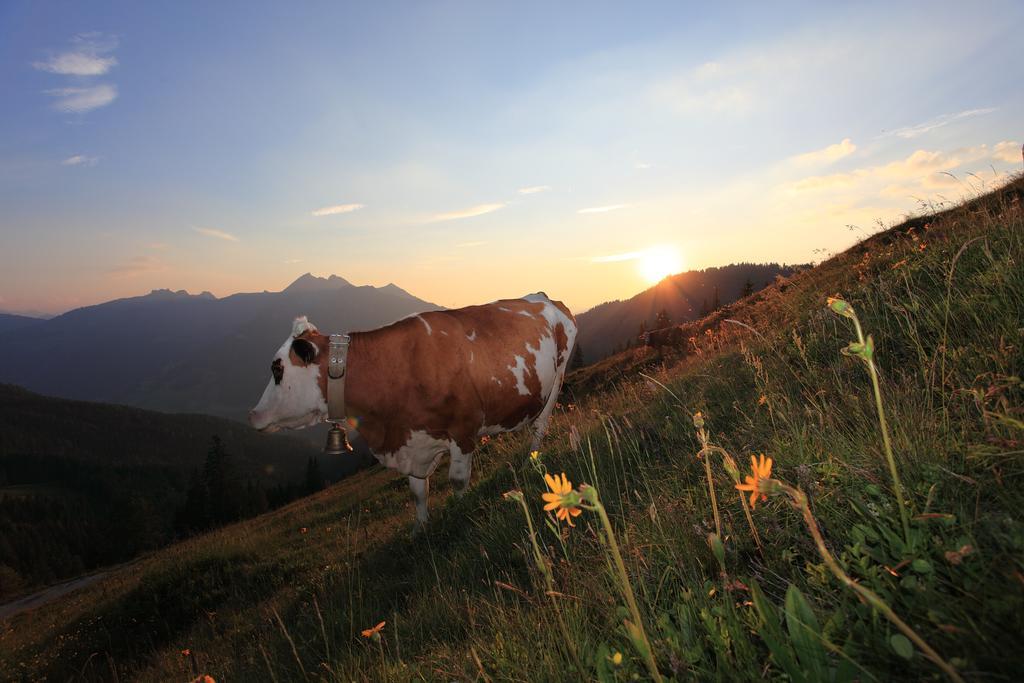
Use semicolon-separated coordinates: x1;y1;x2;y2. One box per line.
890;633;914;660
785;584;828;682
750;581;804;682
911;558;933;574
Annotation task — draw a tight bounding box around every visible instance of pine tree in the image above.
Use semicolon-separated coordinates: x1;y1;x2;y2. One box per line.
305;457;325;494
712;286;721;311
570;343;585;370
655;308;672;329
742;278;754;297
203;436;243;525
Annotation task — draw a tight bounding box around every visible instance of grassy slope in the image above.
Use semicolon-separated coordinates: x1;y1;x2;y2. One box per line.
2;178;1023;681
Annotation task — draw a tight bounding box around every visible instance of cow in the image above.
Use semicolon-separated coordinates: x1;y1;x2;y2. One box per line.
249;292;577;530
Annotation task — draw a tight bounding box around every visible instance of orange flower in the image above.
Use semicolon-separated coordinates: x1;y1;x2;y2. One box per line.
542;472;583;527
181;648;191;657
758;394;767;406
735;454;773;508
361;620;386;638
300;527;308;534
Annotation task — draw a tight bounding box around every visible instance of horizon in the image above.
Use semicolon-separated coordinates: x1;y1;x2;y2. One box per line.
2;1;1023;316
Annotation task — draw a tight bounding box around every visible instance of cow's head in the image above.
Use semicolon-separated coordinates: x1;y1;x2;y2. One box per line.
249;316;328;432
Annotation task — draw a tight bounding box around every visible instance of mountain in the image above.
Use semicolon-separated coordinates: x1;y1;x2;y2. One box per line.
575;263;804;363
0;313;43;336
0;383;372;593
0;275;441;421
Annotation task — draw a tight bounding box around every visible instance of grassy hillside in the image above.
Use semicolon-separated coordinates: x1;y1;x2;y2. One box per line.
2;177;1022;681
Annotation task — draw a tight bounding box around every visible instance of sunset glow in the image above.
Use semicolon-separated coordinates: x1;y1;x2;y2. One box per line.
638;247;684;284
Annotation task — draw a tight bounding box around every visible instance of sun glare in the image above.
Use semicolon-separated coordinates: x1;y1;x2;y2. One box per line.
638;246;683;284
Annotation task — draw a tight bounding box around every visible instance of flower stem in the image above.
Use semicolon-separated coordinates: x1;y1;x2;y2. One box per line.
511;494;584;674
700;447;723;538
775;481;962;683
850;314;912;546
590;500;663;683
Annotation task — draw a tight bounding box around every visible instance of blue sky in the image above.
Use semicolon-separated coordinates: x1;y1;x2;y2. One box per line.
1;1;1022;316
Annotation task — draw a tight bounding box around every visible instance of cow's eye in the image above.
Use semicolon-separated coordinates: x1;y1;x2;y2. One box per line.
272;358;284;385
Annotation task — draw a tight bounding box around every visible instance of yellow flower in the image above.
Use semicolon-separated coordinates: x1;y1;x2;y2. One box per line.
530;450;540;460
735;454;773;508
758;394;767;406
610;651;623;666
542;472;583;527
361;620;386;638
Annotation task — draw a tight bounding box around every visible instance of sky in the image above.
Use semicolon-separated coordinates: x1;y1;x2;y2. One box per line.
1;1;1022;317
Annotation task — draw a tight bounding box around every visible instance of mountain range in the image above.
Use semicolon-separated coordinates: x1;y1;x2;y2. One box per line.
574;262;804;362
0;275;441;422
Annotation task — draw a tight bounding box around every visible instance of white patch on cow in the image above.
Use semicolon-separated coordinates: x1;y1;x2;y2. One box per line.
469;351;474;363
518;310;535;318
507;354;531;395
416;314;432;335
499;306;511;312
377;429;449;479
440;330;448;336
292;316;318;338
478;413;531;438
250;334;327;432
466;330;477;341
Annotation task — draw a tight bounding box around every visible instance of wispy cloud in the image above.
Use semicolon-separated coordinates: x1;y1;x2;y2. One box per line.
577;204;629;214
192;226;239;242
455;240;488;248
791;138;856;165
517;185;550;195
311;203;364;216
107;255;166;278
61;154;99;167
283;258;302;264
887;108;996;139
427;202;505;223
589;249;646;263
45;84;117;113
34;33;118;76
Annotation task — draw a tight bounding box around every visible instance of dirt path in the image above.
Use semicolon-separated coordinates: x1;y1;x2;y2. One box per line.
0;565;124;622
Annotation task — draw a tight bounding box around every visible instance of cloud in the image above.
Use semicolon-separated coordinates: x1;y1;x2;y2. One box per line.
192;226;239;242
455;240;488;248
577;204;629;214
427;202;505;223
517;185;550;195
887;108;996;139
589;250;646;263
34;33;118;76
107;255;166;278
311;203;364;216
993;141;1022;164
787;144;1000;194
283;258;302;264
61;154;99;167
45;84;117;113
791;138;856;165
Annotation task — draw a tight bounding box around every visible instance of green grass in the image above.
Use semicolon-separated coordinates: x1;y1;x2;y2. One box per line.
2;177;1022;681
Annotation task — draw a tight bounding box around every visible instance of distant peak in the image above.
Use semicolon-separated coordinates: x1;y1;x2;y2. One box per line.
284;273;353;293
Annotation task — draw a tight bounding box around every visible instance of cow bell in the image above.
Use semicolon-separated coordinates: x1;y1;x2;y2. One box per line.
324;423;352;455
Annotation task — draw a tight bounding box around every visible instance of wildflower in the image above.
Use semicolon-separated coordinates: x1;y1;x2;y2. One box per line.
480;435;491;446
189;676;215;683
758;394;767;406
735;454;773;508
542;472;583;526
361;621;386;638
300;527;308;534
692;411;705;429
181;649;191;656
610;651;623;666
530;450;540;460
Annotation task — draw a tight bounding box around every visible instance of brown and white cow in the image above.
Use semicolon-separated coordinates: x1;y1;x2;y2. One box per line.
249;292;577;529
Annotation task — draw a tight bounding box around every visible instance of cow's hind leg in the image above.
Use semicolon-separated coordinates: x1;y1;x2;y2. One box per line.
530;369;569;452
447;443;473;496
409;476;430;532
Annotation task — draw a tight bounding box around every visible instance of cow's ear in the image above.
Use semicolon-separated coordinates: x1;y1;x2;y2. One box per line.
291;338;318;364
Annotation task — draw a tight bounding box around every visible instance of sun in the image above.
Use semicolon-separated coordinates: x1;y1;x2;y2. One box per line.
638;246;683;284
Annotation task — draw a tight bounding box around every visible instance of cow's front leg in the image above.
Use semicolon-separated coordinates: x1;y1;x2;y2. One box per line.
409;475;430;532
447;443;473;496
